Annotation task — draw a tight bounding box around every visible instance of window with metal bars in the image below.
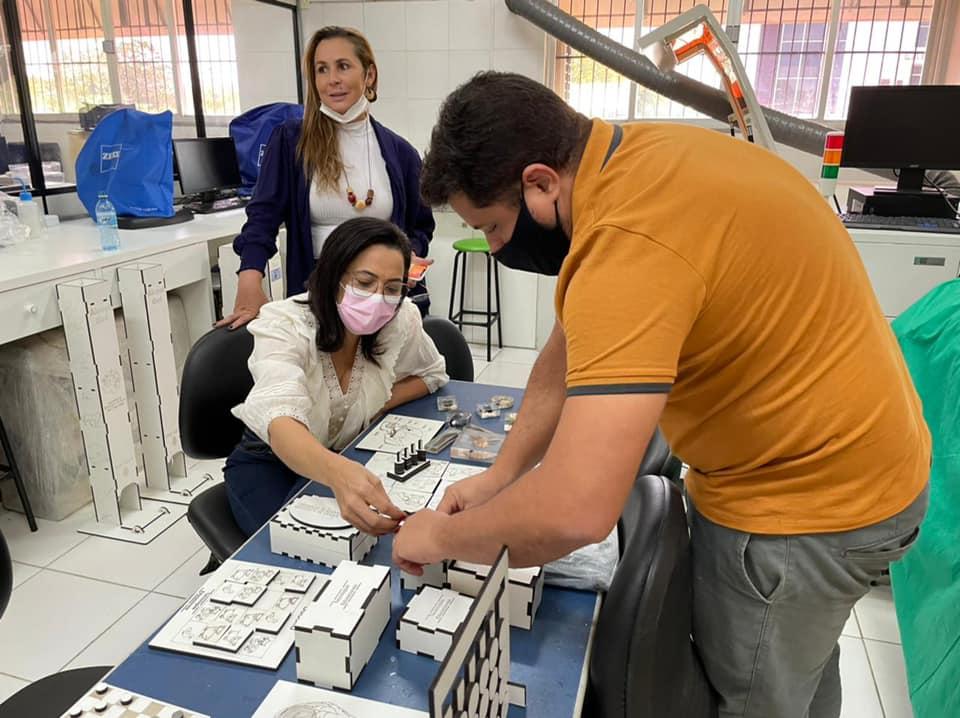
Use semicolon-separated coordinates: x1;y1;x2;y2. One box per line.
554;0;940;122
11;0;238;116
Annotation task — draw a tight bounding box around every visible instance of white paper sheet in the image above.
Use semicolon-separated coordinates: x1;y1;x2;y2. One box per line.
252;680;428;718
354;415;445;453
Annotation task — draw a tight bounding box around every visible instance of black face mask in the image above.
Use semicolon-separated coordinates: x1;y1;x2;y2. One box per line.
493;191;570;276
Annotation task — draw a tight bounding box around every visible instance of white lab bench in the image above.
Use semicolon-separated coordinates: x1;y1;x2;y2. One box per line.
0;209;247;347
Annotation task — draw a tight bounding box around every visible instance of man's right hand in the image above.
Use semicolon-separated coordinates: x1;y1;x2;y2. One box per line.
216;269;269;329
436;467;514;515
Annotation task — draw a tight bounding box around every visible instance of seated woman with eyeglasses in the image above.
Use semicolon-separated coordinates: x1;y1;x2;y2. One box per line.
224;217;449;537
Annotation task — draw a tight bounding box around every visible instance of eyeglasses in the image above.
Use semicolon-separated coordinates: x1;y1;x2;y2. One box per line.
342;271;406;305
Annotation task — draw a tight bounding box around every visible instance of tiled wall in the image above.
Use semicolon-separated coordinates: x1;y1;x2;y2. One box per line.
233;0;302;109
300;0;547;154
298;0;549;349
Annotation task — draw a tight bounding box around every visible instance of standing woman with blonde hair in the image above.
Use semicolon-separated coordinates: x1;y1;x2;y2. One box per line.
221;26;434;328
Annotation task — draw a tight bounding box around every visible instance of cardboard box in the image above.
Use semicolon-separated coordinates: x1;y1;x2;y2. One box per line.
270;496;378;568
447;561;544;631
294;562;391;690
397;586;473;661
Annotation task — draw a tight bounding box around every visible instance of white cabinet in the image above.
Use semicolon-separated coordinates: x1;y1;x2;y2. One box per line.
850;229;960;318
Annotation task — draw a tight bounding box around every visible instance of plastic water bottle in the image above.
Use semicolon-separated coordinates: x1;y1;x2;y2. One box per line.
95;192;120;251
17;188;44;240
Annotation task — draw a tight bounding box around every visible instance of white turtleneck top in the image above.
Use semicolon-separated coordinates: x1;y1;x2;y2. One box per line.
308;117;394;257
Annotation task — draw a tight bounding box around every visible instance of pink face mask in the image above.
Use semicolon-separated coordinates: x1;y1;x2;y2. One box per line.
337;285;399;335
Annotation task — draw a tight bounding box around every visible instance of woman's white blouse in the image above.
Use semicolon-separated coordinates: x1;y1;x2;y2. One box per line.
232;294;448;451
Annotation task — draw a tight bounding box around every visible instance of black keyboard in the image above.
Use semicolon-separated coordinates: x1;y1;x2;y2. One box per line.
841;213;960;234
185;196;249;214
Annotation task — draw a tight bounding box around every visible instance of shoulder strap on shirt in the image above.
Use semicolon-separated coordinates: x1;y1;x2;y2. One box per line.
600;124;624;172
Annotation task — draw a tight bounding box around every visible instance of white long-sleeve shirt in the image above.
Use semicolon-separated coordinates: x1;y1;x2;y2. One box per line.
232;295;448;451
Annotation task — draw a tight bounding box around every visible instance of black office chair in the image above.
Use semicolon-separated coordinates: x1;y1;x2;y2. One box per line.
638;428;682;482
422;315;474;381
0;529;11;619
617;429;683;561
0;528;111;716
180;326;254;572
586;475;718;718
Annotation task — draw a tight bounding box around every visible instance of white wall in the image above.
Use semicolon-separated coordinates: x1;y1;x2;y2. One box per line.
300;0;545;154
233;0;301;108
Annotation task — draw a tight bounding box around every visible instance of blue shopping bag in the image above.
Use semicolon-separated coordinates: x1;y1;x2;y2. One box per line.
75;108;175;218
229;102;304;194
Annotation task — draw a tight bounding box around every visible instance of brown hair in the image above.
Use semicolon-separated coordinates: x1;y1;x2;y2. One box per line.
298;26;379;191
421;72;591;207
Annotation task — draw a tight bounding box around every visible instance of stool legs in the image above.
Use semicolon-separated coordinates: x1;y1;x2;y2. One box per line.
458;253;467;333
0;416;38;532
448;251;460;327
493;259;503;351
486;253;493;361
448;249;503;363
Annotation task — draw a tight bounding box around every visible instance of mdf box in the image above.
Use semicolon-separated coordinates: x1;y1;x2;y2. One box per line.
270;496;377;568
294;562;390;690
447;561;544;630
396;586;473;661
400;561;447;592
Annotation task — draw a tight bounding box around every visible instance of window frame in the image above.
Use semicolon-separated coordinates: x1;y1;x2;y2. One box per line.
1;0;301;203
551;0;955;124
17;0;237;118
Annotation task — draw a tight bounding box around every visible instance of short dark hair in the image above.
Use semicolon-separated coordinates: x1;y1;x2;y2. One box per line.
421;72;592;207
301;217;411;364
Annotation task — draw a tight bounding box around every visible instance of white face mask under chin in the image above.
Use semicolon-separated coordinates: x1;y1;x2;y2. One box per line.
319;95;370;124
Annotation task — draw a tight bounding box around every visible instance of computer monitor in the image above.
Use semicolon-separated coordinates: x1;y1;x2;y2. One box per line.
842;85;960;194
173;137;242;201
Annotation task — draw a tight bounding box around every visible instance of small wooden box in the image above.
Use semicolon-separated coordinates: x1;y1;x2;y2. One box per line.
447;561;544;630
294;562;391;690
397;586;473;661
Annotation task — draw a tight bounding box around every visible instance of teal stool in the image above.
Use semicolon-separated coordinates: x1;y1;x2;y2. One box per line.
449;237;502;361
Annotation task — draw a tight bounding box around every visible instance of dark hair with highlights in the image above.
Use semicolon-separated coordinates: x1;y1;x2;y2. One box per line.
420;72;592;207
301;217;411;365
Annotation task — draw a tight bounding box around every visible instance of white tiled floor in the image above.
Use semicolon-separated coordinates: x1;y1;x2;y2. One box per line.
475;360;533;389
0;347;916;715
64;593;184;670
48;516;204;591
153;548;214;600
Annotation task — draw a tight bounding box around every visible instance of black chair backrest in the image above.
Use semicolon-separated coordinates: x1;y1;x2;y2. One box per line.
638;428;672;478
589;475;717;718
422;316;474;382
1;528;12;619
179;326;255;460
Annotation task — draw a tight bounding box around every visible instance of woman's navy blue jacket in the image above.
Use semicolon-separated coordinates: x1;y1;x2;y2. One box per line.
233;117;435;305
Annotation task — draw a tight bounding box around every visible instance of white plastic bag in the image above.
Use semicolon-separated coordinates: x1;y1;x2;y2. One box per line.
0;204;27;247
544;527;619;592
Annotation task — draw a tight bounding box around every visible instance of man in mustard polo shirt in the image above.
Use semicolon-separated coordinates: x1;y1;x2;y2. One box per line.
393;72;929;718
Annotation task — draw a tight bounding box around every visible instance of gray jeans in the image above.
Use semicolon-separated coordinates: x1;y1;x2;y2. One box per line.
690;486;928;718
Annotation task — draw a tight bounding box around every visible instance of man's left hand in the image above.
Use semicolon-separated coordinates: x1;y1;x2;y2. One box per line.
392;509;450;575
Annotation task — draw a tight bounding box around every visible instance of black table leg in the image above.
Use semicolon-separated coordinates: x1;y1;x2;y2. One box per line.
0;416;38;532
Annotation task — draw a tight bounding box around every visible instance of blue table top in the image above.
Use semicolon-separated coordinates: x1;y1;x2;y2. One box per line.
108;381;598;717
